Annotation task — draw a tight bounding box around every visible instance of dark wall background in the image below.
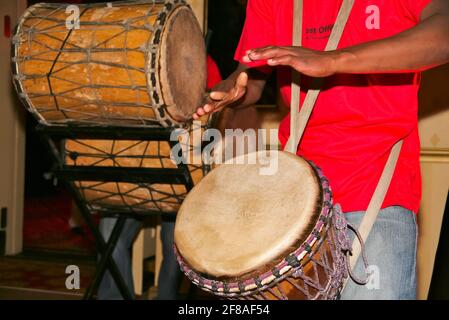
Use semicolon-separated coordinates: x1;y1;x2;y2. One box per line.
207;0;246;78
207;0;276;103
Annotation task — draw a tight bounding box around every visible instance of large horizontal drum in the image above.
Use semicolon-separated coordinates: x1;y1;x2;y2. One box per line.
11;0;206;127
64;116;211;214
174;151;351;299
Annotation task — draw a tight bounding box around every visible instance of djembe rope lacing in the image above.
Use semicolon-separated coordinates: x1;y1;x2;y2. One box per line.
64;119;209;215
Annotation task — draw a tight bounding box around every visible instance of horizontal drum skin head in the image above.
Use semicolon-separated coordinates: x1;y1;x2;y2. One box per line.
174;151;322;279
160;6;207;122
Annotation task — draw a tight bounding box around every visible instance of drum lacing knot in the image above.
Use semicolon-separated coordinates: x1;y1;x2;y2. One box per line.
147;45;158;55
312;229;321;241
286;254;300;268
238;282;246;293
211;281;218;292
254;277;263;289
197;277;204;288
271;267;281;279
319;214;328;223
122;19;130;27
139;44;149;53
304;243;312;253
223;282;230;294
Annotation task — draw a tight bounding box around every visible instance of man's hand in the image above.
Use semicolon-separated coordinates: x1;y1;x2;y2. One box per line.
193;72;248;120
242;0;449;77
243;46;339;77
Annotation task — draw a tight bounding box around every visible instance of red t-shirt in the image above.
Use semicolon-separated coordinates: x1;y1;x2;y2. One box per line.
207;55;222;89
235;0;431;213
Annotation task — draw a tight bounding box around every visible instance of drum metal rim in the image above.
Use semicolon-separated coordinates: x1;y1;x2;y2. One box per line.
174;160;338;298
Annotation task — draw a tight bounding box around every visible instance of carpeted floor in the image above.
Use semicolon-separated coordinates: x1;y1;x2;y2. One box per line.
0;255;95;295
23;192;96;255
4;194;196;299
0;254;162;299
1;193;98;298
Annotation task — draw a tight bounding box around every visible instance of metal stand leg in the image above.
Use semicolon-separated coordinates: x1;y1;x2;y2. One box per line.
83;215;133;300
34;125;199;300
70;192;133;300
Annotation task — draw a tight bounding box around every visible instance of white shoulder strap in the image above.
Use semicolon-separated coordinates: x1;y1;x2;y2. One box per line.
285;0;355;153
347;140;403;271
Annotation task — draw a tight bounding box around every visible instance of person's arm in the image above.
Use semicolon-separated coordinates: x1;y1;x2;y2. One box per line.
193;64;269;119
243;0;449;77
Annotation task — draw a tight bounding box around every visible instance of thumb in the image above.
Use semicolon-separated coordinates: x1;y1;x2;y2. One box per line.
235;71;248;89
209;91;227;100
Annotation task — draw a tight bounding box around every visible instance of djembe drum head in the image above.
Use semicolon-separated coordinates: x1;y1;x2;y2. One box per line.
175;151;322;277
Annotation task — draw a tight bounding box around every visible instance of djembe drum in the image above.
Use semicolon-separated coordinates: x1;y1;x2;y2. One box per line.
174;151;352;299
11;0;206;127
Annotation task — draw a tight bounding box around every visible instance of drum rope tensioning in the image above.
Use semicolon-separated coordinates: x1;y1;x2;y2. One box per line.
63;117;212;215
11;0;206;128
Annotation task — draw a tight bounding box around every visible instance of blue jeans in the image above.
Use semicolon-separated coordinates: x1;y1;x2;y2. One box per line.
156;216;183;300
97;216;181;300
97;217;141;300
340;206;418;300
